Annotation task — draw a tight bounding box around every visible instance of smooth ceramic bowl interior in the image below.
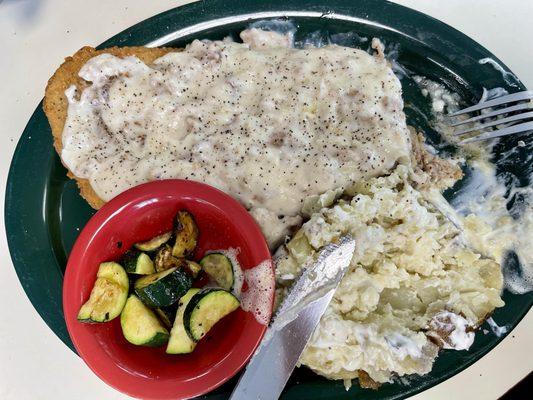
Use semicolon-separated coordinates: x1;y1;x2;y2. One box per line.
63;179;273;400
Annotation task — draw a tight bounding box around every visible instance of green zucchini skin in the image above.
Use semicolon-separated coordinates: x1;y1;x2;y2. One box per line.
134;231;172;252
120;295;169;347
77;262;129;323
166;288;200;354
122;249;155;274
184;289;240;342
134;267;193;307
199;253;233;290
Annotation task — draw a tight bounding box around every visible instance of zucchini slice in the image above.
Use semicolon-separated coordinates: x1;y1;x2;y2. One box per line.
120;295;169;346
184;289;240;341
134;267;193;307
154;245;180;272
122;249;155;274
200;253;233;290
155;307;177;329
172;211;199;258
134;231;172;252
77;262;129;323
154;245;202;277
183;260;202;278
166;288;200;354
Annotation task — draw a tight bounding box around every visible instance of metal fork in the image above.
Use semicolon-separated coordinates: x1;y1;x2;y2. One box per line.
449;90;533;143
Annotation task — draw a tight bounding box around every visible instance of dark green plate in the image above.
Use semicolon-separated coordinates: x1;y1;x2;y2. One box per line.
5;0;532;399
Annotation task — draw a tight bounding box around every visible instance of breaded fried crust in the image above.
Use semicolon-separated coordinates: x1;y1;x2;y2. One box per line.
43;46;174;209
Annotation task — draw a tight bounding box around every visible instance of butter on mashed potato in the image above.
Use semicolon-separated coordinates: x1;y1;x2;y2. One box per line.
275;165;504;386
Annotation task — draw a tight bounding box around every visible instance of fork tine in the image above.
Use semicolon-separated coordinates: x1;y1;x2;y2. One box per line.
450;103;533;127
460;121;533;144
454;111;533;136
449;90;533;116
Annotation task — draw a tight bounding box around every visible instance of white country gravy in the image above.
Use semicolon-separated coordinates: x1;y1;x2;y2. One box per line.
62;29;412;246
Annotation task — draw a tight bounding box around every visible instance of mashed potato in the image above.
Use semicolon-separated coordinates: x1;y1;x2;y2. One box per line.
275;165;504;385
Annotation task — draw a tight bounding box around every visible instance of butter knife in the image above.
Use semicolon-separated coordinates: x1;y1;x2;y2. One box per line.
230;235;356;400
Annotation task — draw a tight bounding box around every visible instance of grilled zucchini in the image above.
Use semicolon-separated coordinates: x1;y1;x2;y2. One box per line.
135;231;172;252
134;267;193;307
183;260;202;278
154;245;180;272
200;253;234;290
77;262;129;323
121;295;169;346
122;249;155;274
172;211;199;257
154;307;177;329
166;288;200;354
184;289;240;341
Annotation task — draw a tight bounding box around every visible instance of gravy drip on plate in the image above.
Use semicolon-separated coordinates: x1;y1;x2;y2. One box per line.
61;29;412;246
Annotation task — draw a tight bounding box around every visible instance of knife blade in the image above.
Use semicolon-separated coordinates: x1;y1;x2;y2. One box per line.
230;235;356;400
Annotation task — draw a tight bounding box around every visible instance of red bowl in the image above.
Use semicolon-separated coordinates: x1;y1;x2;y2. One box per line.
63;180;274;400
